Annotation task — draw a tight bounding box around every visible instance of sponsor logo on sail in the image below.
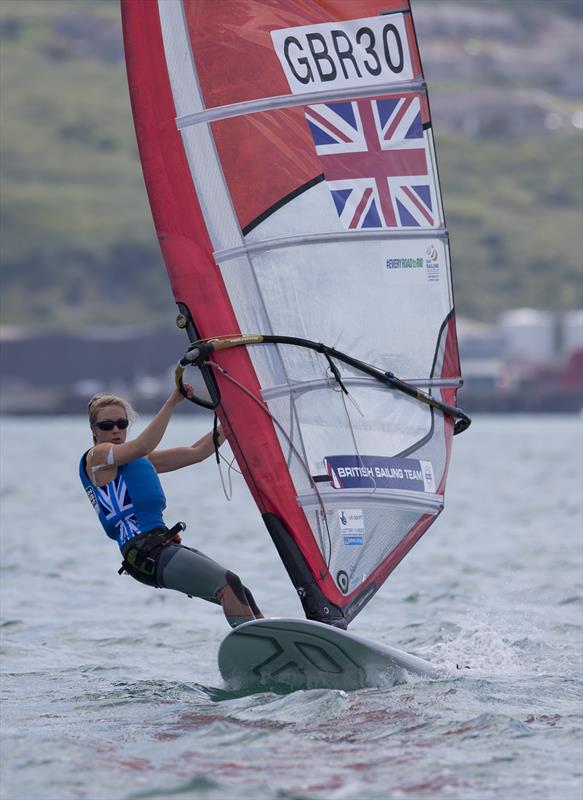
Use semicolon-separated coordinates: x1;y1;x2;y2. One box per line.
425;244;440;282
338;508;365;545
420;460;436;493
386;257;423;270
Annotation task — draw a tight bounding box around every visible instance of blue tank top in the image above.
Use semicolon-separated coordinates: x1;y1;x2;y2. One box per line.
79;452;166;552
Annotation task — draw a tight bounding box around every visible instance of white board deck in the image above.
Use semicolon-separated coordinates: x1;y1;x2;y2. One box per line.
218;618;442;692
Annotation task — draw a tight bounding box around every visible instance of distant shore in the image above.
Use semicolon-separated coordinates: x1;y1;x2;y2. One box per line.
1;325;581;416
1;388;581;418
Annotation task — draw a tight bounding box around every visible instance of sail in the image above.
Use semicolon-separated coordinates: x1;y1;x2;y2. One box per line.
121;0;469;628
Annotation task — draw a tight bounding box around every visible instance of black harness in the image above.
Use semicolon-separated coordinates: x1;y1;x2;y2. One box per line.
118;522;186;586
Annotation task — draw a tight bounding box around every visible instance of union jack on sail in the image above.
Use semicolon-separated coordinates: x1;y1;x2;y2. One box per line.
305;96;437;230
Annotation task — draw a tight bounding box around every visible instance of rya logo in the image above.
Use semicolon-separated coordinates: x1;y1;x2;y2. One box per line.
426;244;438;263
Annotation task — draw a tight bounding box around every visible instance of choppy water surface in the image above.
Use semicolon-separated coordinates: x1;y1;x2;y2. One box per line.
1;414;582;800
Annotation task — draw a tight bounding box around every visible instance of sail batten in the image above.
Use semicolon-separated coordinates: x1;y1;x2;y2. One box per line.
296;490;443;513
122;0;469;627
214;226;449;262
261;376;462;402
176;80;428;128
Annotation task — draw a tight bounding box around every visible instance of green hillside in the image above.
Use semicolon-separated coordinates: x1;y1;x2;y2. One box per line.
0;0;171;328
1;0;582;329
440;134;582;315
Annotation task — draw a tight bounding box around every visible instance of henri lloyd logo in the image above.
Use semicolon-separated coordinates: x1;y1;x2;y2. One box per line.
85;485;98;512
271;14;413;95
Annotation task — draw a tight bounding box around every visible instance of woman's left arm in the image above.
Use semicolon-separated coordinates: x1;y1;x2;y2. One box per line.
148;427;226;473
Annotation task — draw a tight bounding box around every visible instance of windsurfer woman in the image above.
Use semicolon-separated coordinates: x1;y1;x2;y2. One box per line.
79;387;263;628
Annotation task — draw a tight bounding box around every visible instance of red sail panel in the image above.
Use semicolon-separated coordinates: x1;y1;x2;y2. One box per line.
183;0;417;107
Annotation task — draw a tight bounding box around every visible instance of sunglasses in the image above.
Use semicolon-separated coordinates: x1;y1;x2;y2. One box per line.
94;419;129;432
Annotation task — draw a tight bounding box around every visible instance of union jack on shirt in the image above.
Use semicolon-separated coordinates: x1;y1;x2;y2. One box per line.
305;95;438;230
95;474;140;547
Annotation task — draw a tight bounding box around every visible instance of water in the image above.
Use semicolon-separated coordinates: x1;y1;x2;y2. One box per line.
1;414;582;800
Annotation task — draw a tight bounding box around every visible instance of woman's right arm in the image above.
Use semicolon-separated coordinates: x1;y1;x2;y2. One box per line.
89;389;185;470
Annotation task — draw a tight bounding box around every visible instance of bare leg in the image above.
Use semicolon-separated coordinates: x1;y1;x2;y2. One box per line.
244;586;264;619
217;571;263;628
217;584;256;628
